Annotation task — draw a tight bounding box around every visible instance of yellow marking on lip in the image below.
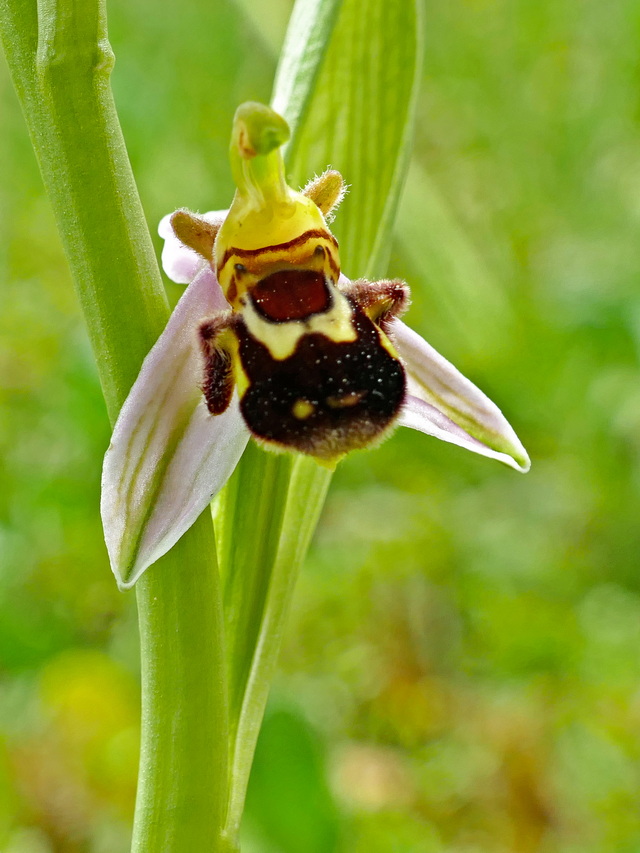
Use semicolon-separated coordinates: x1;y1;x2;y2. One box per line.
326;391;366;409
242;282;357;361
217;230;338;275
292;399;315;420
217;233;340;304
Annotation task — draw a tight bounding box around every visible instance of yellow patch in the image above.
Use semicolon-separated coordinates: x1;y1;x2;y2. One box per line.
326;391;365;409
221;332;249;399
292;399;315;420
216;195;326;261
379;327;401;360
217;231;340;307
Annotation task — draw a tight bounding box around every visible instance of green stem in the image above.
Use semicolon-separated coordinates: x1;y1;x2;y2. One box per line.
0;1;230;849
134;545;233;853
215;451;332;839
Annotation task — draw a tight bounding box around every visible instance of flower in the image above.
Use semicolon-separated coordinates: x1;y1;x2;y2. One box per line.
101;104;530;590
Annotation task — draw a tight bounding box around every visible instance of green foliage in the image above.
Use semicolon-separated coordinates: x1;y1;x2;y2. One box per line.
282;0;422;276
243;706;340;852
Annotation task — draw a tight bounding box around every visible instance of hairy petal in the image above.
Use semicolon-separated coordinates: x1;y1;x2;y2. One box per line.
101;267;249;589
159;209;228;284
391;319;530;472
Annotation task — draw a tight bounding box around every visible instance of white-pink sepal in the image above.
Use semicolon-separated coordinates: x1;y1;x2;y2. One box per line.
101;266;249;589
391;319;530;472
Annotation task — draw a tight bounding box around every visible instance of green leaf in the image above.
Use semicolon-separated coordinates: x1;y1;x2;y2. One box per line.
217;0;424;842
396;161;514;359
271;0;342;142
285;0;424;276
244;706;341;852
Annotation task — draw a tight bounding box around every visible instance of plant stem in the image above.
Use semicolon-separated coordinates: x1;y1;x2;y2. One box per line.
0;0;230;849
134;549;232;853
215;450;332;839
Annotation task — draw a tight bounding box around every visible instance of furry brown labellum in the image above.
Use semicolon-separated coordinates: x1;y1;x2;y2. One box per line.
176;103;411;464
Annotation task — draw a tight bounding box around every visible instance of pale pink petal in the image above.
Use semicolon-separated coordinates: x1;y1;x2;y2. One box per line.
101;267;249;589
399;394;527;469
391;318;530;472
159;209;228;284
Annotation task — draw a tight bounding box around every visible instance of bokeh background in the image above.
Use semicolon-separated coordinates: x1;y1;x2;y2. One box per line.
2;0;640;850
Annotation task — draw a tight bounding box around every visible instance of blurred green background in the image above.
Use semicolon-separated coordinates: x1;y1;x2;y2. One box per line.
2;0;640;850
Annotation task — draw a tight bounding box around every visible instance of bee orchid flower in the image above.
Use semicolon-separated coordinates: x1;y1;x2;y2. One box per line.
101;103;530;590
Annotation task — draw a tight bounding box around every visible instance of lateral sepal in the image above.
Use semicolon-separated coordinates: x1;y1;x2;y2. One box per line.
101;268;249;589
390;318;530;472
